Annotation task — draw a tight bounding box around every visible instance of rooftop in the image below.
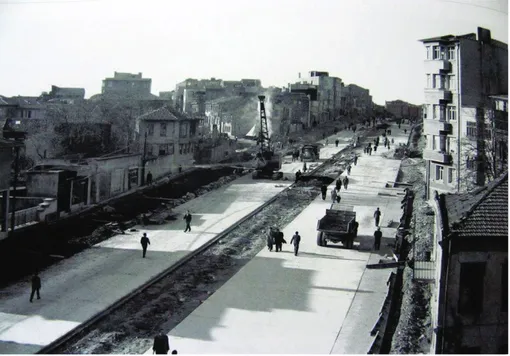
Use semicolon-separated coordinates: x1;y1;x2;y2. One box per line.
137;106;194;121
443;172;508;238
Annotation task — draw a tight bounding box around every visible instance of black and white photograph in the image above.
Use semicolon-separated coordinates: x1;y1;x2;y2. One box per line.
0;0;507;354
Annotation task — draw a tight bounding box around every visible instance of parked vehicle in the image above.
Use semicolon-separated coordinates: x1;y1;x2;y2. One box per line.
301;144;320;162
316;204;358;249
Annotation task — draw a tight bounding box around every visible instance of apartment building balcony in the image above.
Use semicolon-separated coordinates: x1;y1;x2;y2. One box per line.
424;89;452;103
424;59;451;73
423;149;452;164
423;119;453;135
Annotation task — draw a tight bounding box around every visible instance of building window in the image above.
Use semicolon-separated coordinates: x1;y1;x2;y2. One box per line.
432;135;437;150
440;46;447;59
447;168;454;183
466;121;477;138
168;143;174;155
433;104;439;119
458;262;486;315
435;165;443;181
179;144;184;154
426;46;431;60
158;144;168;156
448;46;455;60
433;46;440;59
449;75;456;90
179;122;188;138
447;106;456;121
502;260;508;312
160;123;167;137
426;74;431;88
432;74;438;88
466;156;475;169
27;110;32;118
148;123;155;136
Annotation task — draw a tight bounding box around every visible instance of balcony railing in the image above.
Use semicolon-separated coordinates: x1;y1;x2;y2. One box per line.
423;150;453;164
424;60;452;73
7;206;39;229
425;89;452;103
423;119;453;135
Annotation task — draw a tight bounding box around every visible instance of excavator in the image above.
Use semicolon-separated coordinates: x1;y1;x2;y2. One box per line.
251;95;283;180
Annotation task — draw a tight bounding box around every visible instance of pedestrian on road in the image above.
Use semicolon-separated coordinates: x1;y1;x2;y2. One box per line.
331;188;337;203
335;139;339;147
275;229;286;252
391;138;394;144
404;129;407;134
347;165;352;175
343;176;349;190
335;179;342;192
141;233;150;258
303;162;307;173
321;184;327;200
373;145;378;152
153;332;170;354
387;142;391;150
183;210;192;232
369;147;372;155
374;227;383;251
374;207;382;227
290;231;301;256
267;227;274;252
295;170;302;183
29;272;41;303
147;171;153;185
354;155;358;165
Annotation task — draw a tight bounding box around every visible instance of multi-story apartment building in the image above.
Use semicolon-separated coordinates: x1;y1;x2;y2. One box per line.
102;72;152;97
272;91;310;134
420;27;507;198
39;85;85;103
0;96;46;127
290;71;343;125
343;84;373;118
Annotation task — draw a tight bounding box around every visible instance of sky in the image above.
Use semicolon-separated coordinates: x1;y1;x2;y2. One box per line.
0;0;507;105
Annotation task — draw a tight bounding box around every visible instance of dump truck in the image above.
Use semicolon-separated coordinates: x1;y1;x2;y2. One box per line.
316;204;358;249
301;144;320;162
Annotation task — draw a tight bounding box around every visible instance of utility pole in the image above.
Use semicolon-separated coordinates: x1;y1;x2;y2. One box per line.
9;145;20;237
141;131;147;186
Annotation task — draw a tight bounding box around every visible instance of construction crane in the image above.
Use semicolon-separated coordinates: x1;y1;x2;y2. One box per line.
252;95;283;180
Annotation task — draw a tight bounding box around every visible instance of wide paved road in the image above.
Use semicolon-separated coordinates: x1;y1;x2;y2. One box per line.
0;175;292;354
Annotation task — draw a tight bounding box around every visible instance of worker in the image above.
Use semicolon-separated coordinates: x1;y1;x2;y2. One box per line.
331;188;337;203
290;231;301;256
321;184;327;200
295;170;302;183
303;162;307;173
374;207;382;227
183;210;192;232
267;227;274;252
153;332;170;354
343;176;349;190
335;179;342;192
140;233;150;258
29;272;41;303
374;227;383;251
275;229;286;252
347;165;352;175
335;139;339;147
354;155;358;166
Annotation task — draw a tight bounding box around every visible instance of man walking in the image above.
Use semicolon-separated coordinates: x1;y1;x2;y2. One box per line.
183;210;192;232
335;139;339;147
29;272;41;303
140;233;150;258
153;331;170;354
347;164;352;175
295;170;301;183
374;227;383;251
343;176;349;190
275;229;286;252
321;184;327;200
353;155;358;166
267;227;274;252
374;207;382;227
290;231;301;256
331;188;337;203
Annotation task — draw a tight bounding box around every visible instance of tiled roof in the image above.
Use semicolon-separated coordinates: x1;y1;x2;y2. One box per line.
137;107;192;121
444;173;508;238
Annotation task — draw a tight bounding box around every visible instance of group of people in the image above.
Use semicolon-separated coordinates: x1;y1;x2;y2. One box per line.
267;227;302;256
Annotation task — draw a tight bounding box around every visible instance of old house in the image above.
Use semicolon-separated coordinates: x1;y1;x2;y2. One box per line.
135;106;201;180
431;172;508;353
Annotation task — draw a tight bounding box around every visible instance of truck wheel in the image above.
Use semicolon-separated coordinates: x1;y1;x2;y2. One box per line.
317;232;324;246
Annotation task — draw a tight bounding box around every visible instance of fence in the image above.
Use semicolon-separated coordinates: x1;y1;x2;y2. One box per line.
8;206;39;229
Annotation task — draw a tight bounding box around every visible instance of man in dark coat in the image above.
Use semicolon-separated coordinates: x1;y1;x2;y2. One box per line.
321;184;327;200
141;233;150;258
336;179;342;192
275;230;286;252
335;139;339;147
30;272;41;302
147;171;153;185
183;210;192;232
290;231;301;256
347;165;352;175
153;332;170;354
343;176;349;190
295;170;302;183
374;207;382;227
353;155;358;165
374;227;383;250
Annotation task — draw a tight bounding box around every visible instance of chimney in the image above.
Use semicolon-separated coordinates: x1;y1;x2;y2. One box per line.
298;72;301;78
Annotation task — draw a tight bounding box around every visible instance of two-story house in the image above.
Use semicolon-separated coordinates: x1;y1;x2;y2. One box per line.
136;106;201;180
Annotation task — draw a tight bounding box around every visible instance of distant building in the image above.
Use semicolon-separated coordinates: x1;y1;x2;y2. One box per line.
0;96;46;134
102;72;152;98
431;173;508;354
487;95;508;178
385;99;422;121
343;84;372;118
272;92;310;133
420;27;508;198
40;85;85;103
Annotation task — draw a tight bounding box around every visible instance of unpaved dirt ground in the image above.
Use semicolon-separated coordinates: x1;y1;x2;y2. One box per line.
390;126;433;354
